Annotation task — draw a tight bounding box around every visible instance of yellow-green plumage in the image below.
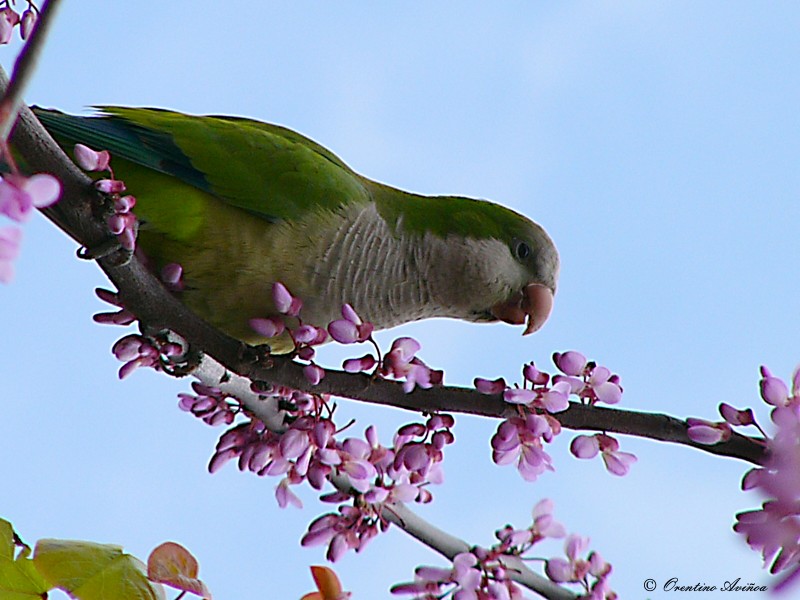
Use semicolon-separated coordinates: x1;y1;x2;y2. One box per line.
34;106;560;352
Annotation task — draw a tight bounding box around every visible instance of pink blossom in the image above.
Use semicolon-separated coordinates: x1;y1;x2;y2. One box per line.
545;557;574;583
760;366;790;406
385;337;420;369
587;366;622;404
275;478;303;508
178;382;236;426
540;380;571;412
393;499;614;598
19;8;35;40
328;303;374;343
107;212;133;234
294;324;327;344
96;183;138;251
95;178;126;194
93;288;137;326
402;362;434;393
523;362;549;385
503;387;536;405
474;377;507;395
0;173;60;222
272;282;302;316
532;498;567;539
0;226;22;283
111;333;182;379
74;144;111;171
0;8;18;44
553;351;587;377
342;354;376;373
567;433;637;476
719;403;755;426
741;467;763;491
114;194;136;212
735;383;800;583
1;7;19;27
328;319;359;343
570;434;600;459
301;505;380;562
382;337;440;393
304;364;325;385
495;498;566;553
597;434;637;476
549;351;624;405
545;533;615;592
280;428;310;459
686;418;731;445
491;415;554;482
249;316;285;338
160;262;183;288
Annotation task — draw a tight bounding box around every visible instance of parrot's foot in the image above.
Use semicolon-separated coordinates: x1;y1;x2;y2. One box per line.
137;326;201;377
162;344;203;377
240;343;273;368
77;236;132;266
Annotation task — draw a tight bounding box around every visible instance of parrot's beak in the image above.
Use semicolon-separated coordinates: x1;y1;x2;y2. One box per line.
490;283;554;335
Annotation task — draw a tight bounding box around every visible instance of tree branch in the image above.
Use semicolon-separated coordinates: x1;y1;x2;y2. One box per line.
3;66;766;471
384;502;576;600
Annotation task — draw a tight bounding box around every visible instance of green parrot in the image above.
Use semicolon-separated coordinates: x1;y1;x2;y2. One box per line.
34;107;560;353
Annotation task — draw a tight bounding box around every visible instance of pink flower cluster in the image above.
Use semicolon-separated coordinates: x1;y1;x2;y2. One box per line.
686;402;759;446
297;415;454;561
734;365;800;590
301;503;387;562
0;172;60;282
178;382;238;426
250;283;331;384
93;287;137;326
391;551;525;600
491;412;559;482
545;534;614;599
251;283;443;392
328;303;374;344
74;144;138;251
482;352;632;481
201;378;455;561
111;332;183;379
476;351;623;411
0;3;37;43
550;351;623;406
381;337;444;393
494;499;566;552
392;499;616;600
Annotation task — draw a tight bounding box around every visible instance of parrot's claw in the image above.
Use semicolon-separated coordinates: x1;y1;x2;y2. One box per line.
240;343;273;367
77;237;132;266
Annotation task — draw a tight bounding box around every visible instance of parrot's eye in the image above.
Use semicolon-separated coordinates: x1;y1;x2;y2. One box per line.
513;240;531;260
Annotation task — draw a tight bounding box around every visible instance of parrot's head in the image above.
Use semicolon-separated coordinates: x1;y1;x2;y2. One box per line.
463;208;559;336
383;192;560;336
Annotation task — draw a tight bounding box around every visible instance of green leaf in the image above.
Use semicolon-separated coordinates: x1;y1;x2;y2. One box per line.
0;519;50;599
33;539;165;600
0;519;14;560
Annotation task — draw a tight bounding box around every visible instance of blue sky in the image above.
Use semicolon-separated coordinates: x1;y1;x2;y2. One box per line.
2;2;800;598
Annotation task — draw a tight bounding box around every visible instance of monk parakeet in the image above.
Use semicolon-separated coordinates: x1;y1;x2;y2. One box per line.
34;107;559;353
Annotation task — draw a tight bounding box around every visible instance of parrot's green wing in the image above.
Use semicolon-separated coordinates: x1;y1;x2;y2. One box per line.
33;106;371;223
